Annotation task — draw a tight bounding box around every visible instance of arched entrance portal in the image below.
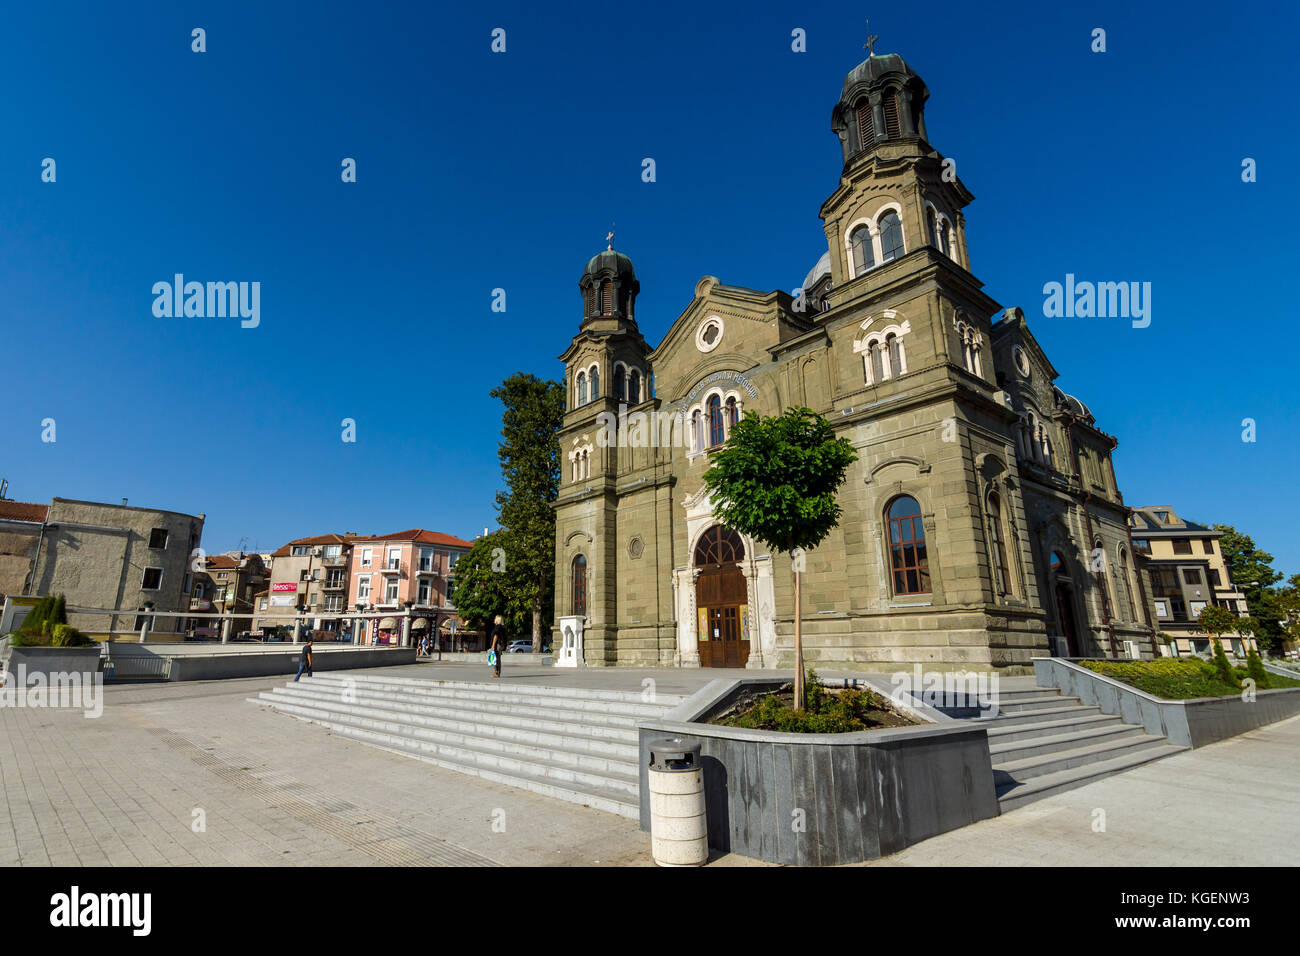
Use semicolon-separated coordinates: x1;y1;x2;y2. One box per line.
694;525;749;668
1049;551;1080;657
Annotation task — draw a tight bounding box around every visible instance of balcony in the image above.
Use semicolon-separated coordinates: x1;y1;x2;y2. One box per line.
322;577;348;591
322;554;348;567
381;562;403;575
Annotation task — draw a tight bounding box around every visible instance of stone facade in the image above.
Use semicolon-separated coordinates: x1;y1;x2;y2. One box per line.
551;51;1155;671
29;498;205;636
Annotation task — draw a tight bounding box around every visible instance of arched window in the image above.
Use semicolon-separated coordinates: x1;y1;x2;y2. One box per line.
572;555;587;617
613;366;626;402
887;495;930;595
886;333;901;377
589;366;599;400
870;341;885;384
850;225;874;276
878;211;904;262
940;221;952;257
856;100;874;148
601;281;614;316
926;207;939;247
1094;537;1112;613
1118;548;1136;620
989;492;1011;597
576;372;587;406
725;396;739;429
584;285;596;317
628;369;641;405
708;395;724;447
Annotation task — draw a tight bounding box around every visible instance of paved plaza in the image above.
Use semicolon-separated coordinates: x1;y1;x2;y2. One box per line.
0;662;1296;866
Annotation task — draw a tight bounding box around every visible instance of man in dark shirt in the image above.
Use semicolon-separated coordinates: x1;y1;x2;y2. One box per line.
490;615;504;678
294;638;313;681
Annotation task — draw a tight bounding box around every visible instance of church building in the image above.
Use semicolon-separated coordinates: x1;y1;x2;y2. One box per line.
552;50;1154;671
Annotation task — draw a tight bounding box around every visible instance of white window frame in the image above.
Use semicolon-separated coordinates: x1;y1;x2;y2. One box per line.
142;567;163;591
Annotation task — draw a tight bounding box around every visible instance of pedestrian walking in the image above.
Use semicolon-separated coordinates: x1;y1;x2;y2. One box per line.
295;637;314;681
489;614;505;678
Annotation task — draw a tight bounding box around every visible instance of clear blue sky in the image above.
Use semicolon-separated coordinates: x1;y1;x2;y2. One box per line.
3;1;1297;573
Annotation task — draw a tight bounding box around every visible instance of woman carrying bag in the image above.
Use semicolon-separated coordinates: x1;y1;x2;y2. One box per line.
489;614;505;678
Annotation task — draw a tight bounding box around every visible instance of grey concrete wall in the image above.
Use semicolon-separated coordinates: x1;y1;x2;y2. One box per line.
162;647;414;681
4;646;102;682
636;678;998;865
1033;656;1300;748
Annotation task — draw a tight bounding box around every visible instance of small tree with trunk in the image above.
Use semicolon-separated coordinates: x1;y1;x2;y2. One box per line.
702;407;857;709
1198;604;1239;687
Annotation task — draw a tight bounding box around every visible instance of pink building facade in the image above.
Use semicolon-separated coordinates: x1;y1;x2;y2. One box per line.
346;529;474;647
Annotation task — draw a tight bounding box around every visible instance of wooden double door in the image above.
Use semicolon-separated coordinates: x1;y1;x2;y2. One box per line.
696;565;749;668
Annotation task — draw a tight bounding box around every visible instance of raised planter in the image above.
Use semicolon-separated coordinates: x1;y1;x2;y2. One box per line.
3;645;103;684
636;678;998;866
1033;657;1300;748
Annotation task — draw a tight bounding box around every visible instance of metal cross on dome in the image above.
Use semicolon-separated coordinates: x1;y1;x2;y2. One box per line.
864;20;878;56
606;225;615;251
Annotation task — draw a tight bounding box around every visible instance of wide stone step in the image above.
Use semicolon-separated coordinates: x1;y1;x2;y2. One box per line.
263;683;645;739
256;697;640;800
984;703;1103;727
982;711;1123;743
993;733;1171;783
996;744;1187;812
989;722;1148;762
298;674;679;718
257;688;640;762
272;708;640;818
992;694;1082;714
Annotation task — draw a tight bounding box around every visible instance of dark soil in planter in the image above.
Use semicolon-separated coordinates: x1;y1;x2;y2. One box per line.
710;680;918;733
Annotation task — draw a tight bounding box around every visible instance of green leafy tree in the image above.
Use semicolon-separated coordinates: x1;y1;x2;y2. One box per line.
1212;524;1285;648
451;530;546;639
703;407;858;709
490;373;566;651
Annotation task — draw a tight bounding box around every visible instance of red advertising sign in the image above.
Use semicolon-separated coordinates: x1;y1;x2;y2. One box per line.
271;582;298;592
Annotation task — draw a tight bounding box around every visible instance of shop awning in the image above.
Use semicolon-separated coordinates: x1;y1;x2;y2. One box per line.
378;617;398;630
411;618;430;630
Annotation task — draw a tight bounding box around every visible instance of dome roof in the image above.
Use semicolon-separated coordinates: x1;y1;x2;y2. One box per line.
1054;387;1094;423
841;53;917;98
801;251;831;292
584;249;636;279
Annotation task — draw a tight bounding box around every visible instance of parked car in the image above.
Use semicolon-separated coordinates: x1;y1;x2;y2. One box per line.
507;639;551;653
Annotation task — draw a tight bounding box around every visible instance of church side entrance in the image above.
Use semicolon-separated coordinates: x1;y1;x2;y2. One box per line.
695;525;749;668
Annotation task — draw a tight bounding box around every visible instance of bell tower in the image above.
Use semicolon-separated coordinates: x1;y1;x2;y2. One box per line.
820;51;976;296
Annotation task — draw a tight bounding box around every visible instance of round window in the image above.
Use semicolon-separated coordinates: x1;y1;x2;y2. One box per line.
695;317;724;353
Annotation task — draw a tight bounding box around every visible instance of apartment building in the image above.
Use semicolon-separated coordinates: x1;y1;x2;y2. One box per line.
346;529;473;646
187;552;270;636
259;534;355;636
1130;505;1254;657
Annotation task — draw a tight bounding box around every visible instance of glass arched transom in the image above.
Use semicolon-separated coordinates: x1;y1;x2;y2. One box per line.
694;525;745;568
887;495;930;595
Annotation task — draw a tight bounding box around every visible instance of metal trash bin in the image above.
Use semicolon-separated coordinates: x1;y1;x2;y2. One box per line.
647;737;707;867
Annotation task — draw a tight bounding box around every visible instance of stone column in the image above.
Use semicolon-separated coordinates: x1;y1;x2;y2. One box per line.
220;614;232;644
744;556;765;668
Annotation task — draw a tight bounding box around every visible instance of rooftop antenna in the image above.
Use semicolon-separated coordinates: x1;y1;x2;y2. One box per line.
864;19;879;56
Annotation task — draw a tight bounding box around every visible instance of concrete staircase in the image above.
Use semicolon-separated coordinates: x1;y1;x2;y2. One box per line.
249;673;685;818
950;685;1186;812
